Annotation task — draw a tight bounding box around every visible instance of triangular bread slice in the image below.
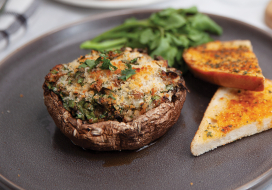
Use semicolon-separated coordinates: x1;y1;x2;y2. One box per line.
191;79;272;156
183;40;265;91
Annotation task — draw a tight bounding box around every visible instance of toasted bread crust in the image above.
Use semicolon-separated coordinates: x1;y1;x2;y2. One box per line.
185;64;265;91
183;40;265;91
43;80;187;151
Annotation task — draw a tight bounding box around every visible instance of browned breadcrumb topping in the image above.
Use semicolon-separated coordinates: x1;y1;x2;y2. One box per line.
44;47;184;124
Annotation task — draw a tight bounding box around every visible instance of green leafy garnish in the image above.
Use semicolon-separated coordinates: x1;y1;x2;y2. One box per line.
78;59;98;70
50;70;58;74
46;83;52;90
63;102;70;111
119;64;136;81
76;112;85;120
81;38;127;51
152;95;161;101
85;111;96;120
86;59;96;67
78;63;88;69
119;69;136;81
108;95;116;100
80;7;222;72
77;77;84;85
130;58;138;64
79;55;118;71
166;84;174;91
68;100;75;108
95;53;118;70
100;58;117;71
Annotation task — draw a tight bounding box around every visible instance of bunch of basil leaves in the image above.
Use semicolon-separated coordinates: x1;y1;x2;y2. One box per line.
80;7;222;72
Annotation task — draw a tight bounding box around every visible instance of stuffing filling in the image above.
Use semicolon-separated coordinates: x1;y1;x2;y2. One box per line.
45;47;183;123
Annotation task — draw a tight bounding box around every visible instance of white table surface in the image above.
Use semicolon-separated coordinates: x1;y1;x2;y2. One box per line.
1;0;272;189
0;0;271;61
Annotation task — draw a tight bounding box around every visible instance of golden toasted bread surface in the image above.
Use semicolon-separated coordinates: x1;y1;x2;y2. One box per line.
183;40;265;91
191;79;272;156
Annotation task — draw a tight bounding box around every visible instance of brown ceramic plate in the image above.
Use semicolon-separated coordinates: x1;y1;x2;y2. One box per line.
1;10;272;190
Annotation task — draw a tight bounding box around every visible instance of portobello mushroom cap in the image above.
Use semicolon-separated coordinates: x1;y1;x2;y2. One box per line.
43;48;187;151
43;77;186;151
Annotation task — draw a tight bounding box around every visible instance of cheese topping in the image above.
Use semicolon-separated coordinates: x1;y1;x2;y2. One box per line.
45;48;183;123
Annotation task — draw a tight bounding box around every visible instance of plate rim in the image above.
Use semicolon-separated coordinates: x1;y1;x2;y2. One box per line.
0;174;23;190
1;9;272;190
55;0;168;9
2;9;272;67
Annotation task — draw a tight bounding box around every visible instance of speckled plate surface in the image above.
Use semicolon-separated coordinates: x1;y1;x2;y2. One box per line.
1;10;272;190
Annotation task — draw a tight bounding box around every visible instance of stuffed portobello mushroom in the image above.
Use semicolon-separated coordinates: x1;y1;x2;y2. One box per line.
43;47;187;151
